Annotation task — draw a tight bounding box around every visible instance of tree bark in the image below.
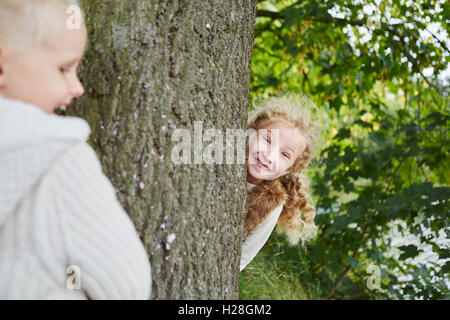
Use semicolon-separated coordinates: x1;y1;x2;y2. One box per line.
71;0;257;299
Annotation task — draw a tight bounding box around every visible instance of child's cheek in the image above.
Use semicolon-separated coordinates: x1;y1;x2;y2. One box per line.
257;136;268;152
248;138;259;154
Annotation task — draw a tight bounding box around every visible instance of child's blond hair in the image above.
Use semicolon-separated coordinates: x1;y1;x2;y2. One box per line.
247;93;323;247
0;0;83;52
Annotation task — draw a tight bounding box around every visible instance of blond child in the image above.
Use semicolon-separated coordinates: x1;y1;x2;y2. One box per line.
241;94;320;271
0;0;151;299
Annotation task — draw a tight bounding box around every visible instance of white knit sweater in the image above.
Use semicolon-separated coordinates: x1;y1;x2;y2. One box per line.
240;182;283;271
0;96;151;299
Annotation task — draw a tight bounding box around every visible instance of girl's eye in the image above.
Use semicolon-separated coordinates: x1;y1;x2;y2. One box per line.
263;136;270;143
282;152;290;159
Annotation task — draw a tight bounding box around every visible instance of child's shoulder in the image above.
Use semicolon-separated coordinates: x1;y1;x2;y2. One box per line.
249;179;287;198
0;96;90;151
248;179;288;212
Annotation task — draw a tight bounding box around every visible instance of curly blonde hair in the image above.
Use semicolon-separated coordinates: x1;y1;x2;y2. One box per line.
247;93;323;247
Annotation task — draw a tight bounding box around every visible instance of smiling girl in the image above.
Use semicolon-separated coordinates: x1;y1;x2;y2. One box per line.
241;94;321;271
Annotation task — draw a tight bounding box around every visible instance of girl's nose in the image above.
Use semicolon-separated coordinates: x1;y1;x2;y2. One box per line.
262;148;276;165
266;144;282;167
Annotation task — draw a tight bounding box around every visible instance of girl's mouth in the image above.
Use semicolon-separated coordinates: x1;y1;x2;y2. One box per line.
256;157;269;170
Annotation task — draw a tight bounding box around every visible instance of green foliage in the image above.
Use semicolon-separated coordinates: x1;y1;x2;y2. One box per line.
245;0;450;300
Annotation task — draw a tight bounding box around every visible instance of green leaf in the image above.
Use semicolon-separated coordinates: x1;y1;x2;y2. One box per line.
398;245;421;260
334;128;351;140
440;261;450;274
439;249;450;260
346;256;360;270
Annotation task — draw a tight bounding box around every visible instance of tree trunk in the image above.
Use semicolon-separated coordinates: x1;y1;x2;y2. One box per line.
71;0;257;299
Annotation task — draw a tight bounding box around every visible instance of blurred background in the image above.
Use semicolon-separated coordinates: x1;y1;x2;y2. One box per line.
239;0;449;300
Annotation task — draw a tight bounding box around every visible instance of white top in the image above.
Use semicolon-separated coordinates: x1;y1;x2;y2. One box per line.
0;96;151;299
240;182;283;271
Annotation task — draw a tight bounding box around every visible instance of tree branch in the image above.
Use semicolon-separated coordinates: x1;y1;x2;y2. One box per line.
383;25;440;90
256;9;365;27
257;9;440;90
323;223;370;300
425;29;450;55
315;17;364;27
385;158;405;193
323;155;408;300
256;9;283;19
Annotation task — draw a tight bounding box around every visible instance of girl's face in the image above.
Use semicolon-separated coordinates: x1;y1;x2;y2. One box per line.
248;120;305;184
0;21;86;114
